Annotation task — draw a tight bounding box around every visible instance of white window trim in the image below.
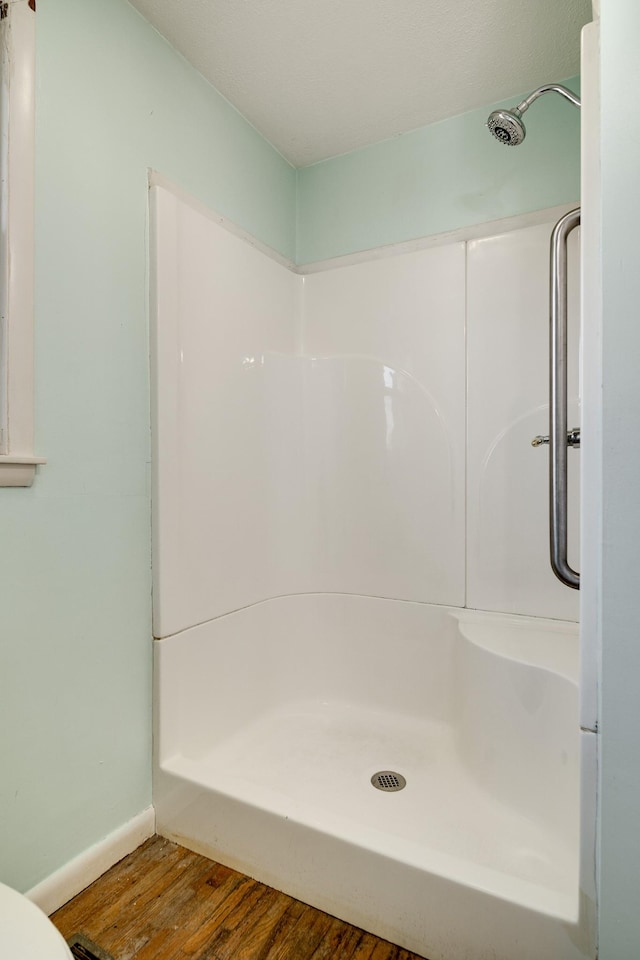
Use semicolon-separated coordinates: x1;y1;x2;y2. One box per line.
0;0;44;486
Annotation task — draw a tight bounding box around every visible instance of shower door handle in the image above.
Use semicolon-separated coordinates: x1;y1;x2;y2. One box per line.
549;207;580;590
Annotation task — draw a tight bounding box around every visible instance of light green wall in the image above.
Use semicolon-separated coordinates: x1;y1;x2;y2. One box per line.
0;0;295;893
598;2;640;956
296;77;581;264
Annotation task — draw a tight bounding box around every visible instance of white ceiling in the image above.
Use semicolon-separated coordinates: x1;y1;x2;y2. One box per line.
128;0;592;167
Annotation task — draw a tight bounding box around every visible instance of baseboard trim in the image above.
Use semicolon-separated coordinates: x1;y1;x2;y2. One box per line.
26;806;156;916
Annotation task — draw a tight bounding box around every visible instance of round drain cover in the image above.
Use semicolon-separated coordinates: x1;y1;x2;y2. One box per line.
371;770;406;792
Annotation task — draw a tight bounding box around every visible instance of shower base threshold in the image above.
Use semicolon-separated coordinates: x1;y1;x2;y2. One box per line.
156;699;585;960
154;594;594;960
163;699;574;912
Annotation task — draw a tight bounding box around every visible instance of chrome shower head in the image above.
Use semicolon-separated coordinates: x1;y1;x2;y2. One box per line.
486;109;526;146
486;83;581;147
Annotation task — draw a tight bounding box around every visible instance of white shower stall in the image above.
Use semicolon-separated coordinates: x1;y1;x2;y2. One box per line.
150;175;595;960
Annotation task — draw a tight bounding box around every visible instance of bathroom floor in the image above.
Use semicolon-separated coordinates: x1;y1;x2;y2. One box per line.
51;835;423;959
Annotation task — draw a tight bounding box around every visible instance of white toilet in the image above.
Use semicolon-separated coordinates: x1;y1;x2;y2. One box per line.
0;882;73;958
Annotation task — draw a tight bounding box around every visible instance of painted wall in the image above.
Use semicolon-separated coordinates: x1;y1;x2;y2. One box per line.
296;76;581;264
597;1;640;956
0;0;295;893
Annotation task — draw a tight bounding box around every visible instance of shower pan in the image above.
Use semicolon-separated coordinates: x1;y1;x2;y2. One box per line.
150;175;595;960
156;596;584;960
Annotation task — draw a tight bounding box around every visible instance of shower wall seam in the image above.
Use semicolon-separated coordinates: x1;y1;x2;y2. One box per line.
463;240;469;611
294;204;577;274
153;592;579;644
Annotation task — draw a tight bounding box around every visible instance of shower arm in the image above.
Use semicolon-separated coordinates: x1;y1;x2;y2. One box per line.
514;84;581;117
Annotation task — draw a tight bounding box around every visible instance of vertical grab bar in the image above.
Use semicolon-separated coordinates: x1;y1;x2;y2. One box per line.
549;207;580;589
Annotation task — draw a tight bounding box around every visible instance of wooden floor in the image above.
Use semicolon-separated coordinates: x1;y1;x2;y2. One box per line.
52;836;425;960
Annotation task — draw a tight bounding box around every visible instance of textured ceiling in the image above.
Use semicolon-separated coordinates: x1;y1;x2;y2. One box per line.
128;0;592;167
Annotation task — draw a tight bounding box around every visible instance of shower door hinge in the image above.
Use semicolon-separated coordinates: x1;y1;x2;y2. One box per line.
0;5;9;20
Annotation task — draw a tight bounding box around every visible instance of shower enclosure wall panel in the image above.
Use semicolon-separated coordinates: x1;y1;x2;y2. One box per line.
466;222;580;621
151;187;302;638
300;248;466;604
151;183;594;960
152;182;468;637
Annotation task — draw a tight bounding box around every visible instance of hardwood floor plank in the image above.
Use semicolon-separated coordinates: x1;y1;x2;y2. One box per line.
50;837;427;960
130;866;255;960
178;877;267;956
261;902;334;960
307;914;364;960
351;931;392;960
203;888;291;960
243;896;308;960
371;940;401;960
54;837;188;937
52;836;162;932
105;857;224;957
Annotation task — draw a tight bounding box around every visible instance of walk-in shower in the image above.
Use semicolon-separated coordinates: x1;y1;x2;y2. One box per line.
487;82;581;145
150;174;595;960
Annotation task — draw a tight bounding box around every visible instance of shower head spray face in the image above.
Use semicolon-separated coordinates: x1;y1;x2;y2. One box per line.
486;109;526;146
486;85;580;147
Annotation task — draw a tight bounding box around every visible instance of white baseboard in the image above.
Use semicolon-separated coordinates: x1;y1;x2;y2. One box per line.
26;806;156;916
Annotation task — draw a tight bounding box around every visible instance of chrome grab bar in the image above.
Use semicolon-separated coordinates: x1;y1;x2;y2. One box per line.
548;207;580;589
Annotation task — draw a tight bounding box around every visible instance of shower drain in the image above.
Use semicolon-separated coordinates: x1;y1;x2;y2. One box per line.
371;770;406;792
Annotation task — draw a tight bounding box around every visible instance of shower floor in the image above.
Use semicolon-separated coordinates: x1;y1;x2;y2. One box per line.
162;698;577;920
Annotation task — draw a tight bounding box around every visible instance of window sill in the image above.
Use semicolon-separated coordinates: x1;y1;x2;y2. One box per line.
0;455;46;487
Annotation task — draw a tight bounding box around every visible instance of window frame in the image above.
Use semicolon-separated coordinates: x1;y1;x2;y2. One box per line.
0;0;44;486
